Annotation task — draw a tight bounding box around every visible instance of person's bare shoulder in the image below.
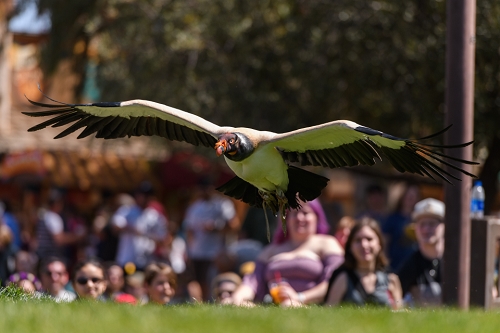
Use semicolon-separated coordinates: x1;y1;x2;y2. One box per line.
310;234;344;256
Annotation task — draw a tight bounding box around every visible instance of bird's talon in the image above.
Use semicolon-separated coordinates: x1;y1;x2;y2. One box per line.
280;212;287;236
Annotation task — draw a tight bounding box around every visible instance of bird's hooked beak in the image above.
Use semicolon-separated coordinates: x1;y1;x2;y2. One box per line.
215;140;228;157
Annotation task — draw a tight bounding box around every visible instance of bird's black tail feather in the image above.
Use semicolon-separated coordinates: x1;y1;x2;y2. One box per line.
216;166;329;211
285;166;329;209
216;176;263;208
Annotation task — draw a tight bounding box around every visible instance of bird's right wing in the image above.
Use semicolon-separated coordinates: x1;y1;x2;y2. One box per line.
23;96;231;148
264;120;477;183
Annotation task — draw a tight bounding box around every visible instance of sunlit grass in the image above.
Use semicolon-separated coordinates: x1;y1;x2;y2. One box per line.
2;285;500;333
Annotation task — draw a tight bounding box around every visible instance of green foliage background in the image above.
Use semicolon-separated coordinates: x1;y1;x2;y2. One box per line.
32;0;498;140
17;0;500;207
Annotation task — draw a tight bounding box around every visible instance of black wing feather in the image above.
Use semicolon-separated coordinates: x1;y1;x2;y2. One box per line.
23;98;217;148
278;126;478;183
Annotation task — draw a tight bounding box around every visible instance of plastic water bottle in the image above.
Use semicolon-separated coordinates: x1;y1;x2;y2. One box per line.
470;180;485;219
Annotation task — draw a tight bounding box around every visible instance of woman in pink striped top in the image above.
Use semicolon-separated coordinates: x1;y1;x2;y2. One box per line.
226;199;344;307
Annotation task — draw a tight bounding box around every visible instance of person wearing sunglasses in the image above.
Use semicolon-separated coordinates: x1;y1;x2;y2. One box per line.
72;259;108;301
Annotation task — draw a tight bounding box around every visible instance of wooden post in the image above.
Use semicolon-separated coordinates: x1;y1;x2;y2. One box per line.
442;0;476;309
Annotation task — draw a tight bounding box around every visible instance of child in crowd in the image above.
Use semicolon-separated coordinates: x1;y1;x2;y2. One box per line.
144;262;177;305
71;259;108;301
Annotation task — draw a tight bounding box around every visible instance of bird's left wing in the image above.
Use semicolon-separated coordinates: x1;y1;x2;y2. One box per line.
264;120;477;183
23;97;228;148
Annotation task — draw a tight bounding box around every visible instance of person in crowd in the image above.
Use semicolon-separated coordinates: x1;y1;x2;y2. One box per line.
71;258;108;301
62;203;88;265
324;217;402;308
143;262;177;305
92;192;123;262
36;189;85;261
333;216;356;249
7;271;42;294
18;186;41;253
104;263;137;304
156;223;188;276
125;272;147;303
397;198;444;307
225;199;344;307
212;272;242;303
112;182;168;270
0;220;13;285
14;250;38;274
183;179;238;300
357;184;388;225
1;200;22;252
383;184;420;271
224;238;263;275
39;257;76;302
239;206;276;246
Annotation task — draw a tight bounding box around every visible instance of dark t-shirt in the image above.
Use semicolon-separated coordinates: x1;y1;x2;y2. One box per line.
382;212;417;271
397;249;441;296
326;265;392;307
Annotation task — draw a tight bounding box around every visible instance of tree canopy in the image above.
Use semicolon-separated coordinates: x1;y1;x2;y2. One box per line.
23;0;500;209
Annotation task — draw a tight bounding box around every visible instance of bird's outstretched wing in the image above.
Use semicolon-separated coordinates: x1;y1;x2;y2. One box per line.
266;120;477;183
23;96;228;148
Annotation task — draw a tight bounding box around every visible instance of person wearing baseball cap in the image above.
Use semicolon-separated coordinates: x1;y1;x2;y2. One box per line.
396;198;445;307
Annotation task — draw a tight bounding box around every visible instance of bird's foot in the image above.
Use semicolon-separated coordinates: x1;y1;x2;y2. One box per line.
258;190;278;214
259;190;277;242
276;189;289;236
259;189;290;241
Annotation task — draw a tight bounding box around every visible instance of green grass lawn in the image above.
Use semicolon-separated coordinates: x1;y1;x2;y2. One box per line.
2;286;500;333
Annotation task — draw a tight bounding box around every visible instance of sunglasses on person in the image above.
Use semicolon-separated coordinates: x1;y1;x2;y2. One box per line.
76;277;103;285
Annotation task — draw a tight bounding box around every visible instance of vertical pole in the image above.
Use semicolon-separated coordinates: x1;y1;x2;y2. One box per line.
442;0;476;309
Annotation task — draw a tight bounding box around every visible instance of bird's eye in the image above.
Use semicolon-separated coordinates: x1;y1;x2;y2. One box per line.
229;139;235;144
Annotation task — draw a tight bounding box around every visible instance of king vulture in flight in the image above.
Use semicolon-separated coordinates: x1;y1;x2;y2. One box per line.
23;95;477;235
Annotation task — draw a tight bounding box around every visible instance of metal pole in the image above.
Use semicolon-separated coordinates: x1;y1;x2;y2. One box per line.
442;0;476;309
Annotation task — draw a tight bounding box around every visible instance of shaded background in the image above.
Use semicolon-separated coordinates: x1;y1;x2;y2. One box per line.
1;0;499;222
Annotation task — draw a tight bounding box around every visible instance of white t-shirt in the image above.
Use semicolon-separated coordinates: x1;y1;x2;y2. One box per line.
44;211;64;234
184;196;235;260
112;204;142;267
113;204;167;268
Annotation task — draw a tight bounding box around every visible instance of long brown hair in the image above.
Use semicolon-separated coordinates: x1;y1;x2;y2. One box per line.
343;217;389;271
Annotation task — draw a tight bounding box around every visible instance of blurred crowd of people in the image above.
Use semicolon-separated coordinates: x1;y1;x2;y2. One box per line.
0;179;451;308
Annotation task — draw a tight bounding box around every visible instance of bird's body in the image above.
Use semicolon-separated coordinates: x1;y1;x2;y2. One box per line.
224;141;288;192
23;95;478;228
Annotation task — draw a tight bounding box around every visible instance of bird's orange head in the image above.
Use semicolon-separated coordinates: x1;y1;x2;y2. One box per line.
215;139;228;156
